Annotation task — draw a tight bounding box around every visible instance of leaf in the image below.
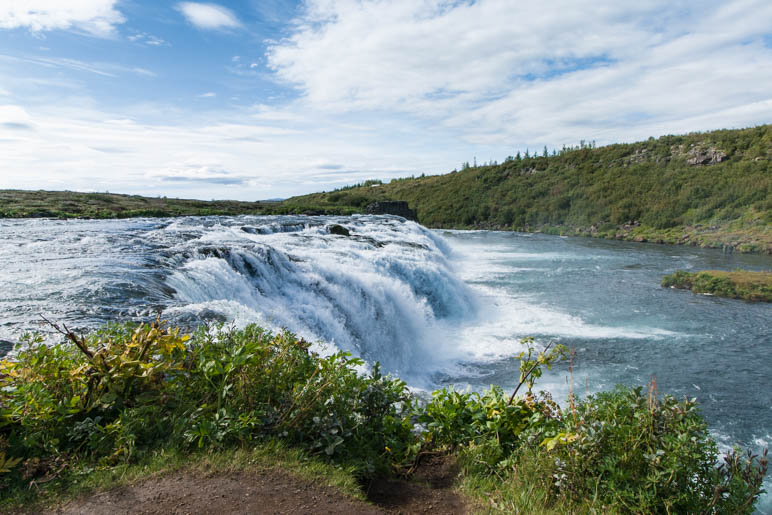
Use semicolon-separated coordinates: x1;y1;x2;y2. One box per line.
0;451;22;474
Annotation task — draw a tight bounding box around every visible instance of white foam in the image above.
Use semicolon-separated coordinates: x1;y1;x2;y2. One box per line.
162;217;477;383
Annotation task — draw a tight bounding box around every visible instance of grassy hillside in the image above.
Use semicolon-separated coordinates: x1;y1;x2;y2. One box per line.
286;125;772;252
0;190;354;219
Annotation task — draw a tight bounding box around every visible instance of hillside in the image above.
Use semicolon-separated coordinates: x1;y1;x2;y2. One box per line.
0;190;283;219
286;125;772;253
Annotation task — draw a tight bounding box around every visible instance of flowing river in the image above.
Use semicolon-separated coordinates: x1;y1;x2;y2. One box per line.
1;215;769;509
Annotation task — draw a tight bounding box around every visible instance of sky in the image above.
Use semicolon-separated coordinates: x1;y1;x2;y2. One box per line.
0;1;771;200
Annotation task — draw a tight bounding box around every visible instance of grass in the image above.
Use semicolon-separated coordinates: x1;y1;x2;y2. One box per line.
2;440;366;513
457;446;619;515
0;189;353;219
661;269;772;301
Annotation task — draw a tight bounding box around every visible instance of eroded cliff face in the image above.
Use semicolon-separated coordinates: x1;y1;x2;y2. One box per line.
366;201;418;221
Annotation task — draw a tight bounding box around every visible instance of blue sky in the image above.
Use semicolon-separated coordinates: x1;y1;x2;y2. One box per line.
1;1;771;200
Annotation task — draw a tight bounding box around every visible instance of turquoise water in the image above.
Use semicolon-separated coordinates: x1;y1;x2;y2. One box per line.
441;230;771;512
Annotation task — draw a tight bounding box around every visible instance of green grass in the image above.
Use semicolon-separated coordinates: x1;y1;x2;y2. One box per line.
0;189;353;219
457;446;619;514
662;270;772;301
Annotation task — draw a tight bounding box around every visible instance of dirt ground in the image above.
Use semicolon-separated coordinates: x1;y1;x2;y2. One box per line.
45;455;468;515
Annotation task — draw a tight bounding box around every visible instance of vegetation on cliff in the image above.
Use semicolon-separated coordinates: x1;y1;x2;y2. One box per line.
662;270;772;302
286;124;772;253
1;320;767;513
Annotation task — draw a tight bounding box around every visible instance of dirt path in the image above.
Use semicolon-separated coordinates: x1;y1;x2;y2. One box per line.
46;456;467;514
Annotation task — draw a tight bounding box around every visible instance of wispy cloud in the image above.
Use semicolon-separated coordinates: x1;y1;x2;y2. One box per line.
176;2;242;31
0;0;125;37
1;121;34;131
198;92;217;98
150;164;249;185
128;32;166;46
0;54;157;79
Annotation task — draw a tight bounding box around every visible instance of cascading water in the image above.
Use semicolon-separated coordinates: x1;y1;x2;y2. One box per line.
157;215;478;380
0;215;480;382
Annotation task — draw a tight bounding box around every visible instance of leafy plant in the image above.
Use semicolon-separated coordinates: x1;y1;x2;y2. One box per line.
549;384;768;513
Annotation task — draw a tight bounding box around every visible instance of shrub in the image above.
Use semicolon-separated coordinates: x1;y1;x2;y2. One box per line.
550;385;768;513
0;320;417;491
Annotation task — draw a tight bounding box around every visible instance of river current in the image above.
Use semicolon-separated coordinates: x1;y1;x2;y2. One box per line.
0;215;769;509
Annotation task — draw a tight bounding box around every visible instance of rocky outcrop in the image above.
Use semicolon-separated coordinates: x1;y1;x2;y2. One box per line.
365;201;418;221
686;146;727;165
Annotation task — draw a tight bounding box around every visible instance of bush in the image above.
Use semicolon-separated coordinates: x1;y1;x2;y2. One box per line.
550;385;768;513
0;319;417;491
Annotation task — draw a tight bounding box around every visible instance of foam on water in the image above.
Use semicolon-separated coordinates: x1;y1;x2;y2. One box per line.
154;216;673;384
157;216;478;382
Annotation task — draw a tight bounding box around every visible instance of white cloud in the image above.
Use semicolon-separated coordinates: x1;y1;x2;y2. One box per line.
128;32;166;46
0;102;457;199
267;0;772;148
176;2;242;31
199;92;216;98
0;1;125;37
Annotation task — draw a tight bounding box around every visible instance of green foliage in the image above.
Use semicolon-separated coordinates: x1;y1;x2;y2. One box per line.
0;190;283;219
287;124;772;252
0;323;768;513
512;338;568;399
550;386;768;513
662;270;772;301
419;339;565;457
0;320;417;495
418;342;767;513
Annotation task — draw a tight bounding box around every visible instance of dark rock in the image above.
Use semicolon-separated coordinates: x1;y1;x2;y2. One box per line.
365;201;418;221
687;146;727;165
328;224;350;236
0;339;13;355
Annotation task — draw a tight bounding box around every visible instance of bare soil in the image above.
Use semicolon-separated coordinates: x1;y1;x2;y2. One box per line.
43;455;467;514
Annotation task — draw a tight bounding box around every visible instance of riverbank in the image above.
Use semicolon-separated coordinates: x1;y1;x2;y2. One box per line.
662;269;772;301
1;320;767;513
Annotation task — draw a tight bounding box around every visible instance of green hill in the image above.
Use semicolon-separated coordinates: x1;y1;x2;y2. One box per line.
285;125;772;253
